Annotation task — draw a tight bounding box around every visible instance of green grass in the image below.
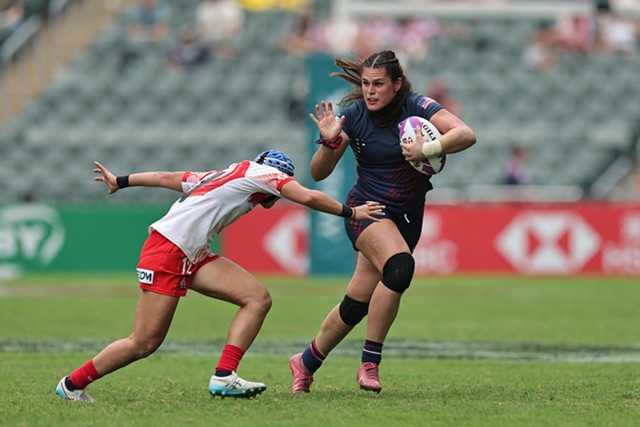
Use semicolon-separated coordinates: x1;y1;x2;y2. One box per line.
1;274;640;426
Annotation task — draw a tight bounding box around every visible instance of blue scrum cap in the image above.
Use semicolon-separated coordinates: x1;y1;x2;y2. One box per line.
254;150;295;177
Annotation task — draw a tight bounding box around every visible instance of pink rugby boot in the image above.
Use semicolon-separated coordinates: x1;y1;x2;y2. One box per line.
357;362;382;393
289;353;314;394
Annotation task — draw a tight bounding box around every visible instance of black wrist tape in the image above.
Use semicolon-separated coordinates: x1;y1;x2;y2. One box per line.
339;204;352;218
116;175;130;189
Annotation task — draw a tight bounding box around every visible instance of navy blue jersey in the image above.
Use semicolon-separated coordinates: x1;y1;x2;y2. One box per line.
342;92;443;214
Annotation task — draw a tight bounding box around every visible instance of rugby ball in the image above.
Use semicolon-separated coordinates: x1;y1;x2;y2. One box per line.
398;116;446;175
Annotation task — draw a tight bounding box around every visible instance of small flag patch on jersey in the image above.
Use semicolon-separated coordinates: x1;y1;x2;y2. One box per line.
418;96;435;109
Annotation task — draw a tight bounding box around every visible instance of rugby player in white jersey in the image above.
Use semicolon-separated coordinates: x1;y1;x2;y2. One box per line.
55;150;384;401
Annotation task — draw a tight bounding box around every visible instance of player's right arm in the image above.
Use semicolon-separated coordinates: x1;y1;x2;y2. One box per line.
93;161;185;194
309;101;350;181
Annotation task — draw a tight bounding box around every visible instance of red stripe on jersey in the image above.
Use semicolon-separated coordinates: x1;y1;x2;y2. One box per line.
276;176;295;190
188;161;250;198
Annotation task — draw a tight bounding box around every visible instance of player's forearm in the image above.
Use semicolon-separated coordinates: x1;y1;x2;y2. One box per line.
438;125;477;155
301;190;351;217
280;181;354;218
310;148;339;181
120;171;185;192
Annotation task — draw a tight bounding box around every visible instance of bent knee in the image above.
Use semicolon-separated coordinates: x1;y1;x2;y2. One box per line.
248;287;272;315
381;252;415;294
339;294;369;326
130;336;163;359
260;292;273;314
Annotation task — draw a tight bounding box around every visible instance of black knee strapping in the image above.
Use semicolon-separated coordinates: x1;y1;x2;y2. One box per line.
381;252;415;293
339;294;369;326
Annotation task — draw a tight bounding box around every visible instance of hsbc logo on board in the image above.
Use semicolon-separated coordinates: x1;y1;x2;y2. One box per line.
496;212;601;274
414;213;457;274
264;210;309;275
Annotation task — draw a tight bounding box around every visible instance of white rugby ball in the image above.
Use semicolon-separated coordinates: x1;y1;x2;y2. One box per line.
398;116;446;175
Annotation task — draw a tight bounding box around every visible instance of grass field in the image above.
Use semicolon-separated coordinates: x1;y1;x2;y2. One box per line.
1;274;639;426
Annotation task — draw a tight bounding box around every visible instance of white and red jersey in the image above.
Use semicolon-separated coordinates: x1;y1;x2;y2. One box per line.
150;160;294;262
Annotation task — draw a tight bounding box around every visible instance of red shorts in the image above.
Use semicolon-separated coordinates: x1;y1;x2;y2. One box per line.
136;230;220;297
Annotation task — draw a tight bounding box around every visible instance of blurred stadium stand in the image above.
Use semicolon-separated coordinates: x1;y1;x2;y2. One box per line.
1;0;639;204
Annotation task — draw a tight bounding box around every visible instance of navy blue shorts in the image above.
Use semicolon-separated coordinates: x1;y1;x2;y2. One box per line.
344;197;424;252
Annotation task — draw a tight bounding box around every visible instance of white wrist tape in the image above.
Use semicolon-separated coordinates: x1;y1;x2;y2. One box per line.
421;138;443;158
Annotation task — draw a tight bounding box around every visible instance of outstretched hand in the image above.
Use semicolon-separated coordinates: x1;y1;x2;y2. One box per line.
309;101;345;142
93;161;119;194
352;201;386;221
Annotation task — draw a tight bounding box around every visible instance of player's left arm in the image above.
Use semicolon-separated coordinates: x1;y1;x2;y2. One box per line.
429;109;476;155
279;180;385;221
93;161;185;194
403;109;477;162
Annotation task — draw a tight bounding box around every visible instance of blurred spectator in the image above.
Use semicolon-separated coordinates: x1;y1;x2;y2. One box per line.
0;0;23;29
285;76;309;122
357;15;402;57
393;17;443;61
280;7;322;57
522;21;561;71
195;0;244;60
504;145;532;186
597;11;638;58
425;77;461;117
166;28;209;72
119;0;170;73
555;13;595;54
319;15;361;55
280;9;458;60
126;0;170;43
0;0;25;46
281;9;361;57
355;14;469;61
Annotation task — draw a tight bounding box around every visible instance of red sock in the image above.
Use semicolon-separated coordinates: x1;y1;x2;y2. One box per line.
215;344;245;372
69;359;102;389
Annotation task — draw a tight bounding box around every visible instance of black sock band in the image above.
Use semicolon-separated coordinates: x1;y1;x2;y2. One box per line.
362;340;384;364
65;376;79;391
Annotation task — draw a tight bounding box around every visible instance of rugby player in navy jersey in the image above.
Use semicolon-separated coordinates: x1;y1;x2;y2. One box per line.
289;50;476;393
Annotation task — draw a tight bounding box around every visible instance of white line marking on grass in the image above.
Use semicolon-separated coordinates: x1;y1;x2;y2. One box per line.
3;339;640;363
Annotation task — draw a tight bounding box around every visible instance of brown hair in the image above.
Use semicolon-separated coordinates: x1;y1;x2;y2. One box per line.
331;50;412;128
